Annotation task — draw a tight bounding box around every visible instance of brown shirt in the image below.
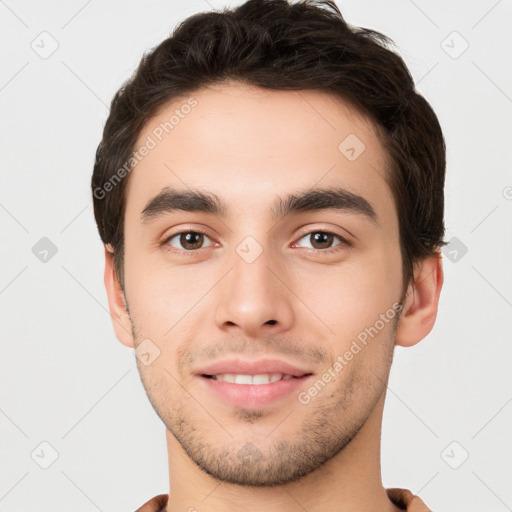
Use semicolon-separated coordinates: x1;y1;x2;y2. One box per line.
135;488;430;511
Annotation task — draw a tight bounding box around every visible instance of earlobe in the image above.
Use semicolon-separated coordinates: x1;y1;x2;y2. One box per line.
103;244;135;348
395;252;444;348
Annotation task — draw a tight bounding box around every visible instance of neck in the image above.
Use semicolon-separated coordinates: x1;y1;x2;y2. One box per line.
164;393;400;512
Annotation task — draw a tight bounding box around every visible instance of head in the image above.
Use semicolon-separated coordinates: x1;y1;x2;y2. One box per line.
92;0;445;486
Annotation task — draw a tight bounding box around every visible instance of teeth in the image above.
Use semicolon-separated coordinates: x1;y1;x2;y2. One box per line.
212;373;294;384
235;374;253;385
253;374;273;384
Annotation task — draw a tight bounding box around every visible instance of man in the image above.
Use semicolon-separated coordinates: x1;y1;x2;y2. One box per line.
91;1;445;510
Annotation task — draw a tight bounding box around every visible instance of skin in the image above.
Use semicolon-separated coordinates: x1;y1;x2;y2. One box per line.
104;82;443;512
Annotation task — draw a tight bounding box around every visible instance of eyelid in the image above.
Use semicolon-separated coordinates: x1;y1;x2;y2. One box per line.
291;228;351;252
294;224;352;244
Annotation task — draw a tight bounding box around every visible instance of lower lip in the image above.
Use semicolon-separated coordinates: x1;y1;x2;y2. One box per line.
199;375;313;408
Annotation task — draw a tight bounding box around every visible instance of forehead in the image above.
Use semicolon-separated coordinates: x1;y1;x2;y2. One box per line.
124;83;396;226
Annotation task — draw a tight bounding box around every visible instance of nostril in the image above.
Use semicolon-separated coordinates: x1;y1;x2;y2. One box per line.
265;319;277;325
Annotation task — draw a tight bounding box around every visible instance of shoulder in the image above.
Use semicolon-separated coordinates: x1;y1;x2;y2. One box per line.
134;493;169;512
386;488;431;511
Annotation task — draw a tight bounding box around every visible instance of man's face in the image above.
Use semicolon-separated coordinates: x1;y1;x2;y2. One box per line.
121;83;404;485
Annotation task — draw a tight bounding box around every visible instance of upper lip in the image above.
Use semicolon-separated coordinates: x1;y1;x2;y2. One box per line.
196;358;314;377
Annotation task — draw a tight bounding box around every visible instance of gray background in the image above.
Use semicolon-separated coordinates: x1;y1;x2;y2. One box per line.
1;0;511;510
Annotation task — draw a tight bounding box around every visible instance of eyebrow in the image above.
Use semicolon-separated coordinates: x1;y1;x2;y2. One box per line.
140;186;378;225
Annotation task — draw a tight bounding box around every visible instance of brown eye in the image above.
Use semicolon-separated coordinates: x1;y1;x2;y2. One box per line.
295;230;347;251
166;231;212;251
309;232;334;249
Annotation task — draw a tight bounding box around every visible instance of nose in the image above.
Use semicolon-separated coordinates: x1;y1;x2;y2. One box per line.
213;243;295;339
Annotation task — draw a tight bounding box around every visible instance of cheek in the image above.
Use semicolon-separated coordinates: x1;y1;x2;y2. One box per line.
136;356;185;420
125;251;216;332
288;248;402;341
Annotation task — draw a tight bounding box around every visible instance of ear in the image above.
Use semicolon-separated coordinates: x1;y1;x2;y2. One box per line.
104;244;135;348
395;251;444;347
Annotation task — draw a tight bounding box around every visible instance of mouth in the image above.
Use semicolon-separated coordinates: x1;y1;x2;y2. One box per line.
196;358;314;408
202;373;309;384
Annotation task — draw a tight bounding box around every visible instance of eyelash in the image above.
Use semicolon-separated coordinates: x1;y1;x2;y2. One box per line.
161;228;351;255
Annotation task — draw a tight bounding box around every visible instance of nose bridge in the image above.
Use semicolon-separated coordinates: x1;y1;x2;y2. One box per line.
214;235;294;335
232;239;274;297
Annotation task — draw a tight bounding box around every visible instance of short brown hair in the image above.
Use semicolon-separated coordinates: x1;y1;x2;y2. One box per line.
91;0;446;294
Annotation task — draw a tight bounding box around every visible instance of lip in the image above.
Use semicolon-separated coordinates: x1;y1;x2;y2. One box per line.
196;358;314;408
196;358;313;378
